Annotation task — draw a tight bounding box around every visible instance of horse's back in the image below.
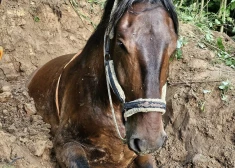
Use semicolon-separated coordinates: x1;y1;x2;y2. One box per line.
28;53;75;133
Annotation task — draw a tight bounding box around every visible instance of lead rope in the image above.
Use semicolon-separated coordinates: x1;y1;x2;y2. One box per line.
104;32;126;141
105;67;126;141
104;0;126;141
55;52;80;118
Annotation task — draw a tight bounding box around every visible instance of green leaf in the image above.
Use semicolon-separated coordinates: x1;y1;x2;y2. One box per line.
209;22;213;28
177;40;182;49
198;42;206;49
34;16;40;22
221;95;227;101
225;60;233;66
232;27;235;33
205;33;213;42
177;37;187;49
219;85;225;90
176;49;183;60
222;81;229;86
217;37;225;51
215;19;220;25
230;1;235;10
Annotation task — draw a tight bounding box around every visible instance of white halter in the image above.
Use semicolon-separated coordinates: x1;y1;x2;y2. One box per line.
104;0;167;141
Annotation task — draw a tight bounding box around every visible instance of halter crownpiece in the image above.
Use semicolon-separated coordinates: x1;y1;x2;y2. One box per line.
104;0;167;141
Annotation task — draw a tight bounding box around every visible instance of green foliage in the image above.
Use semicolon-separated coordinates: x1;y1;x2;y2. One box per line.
175;37;187;60
217;37;225;50
217;51;235;68
174;0;235;69
174;0;235;34
219;80;233;101
215;37;235;68
34;16;40;22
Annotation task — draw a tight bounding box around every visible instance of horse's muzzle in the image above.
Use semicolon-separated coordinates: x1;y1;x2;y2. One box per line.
128;131;167;155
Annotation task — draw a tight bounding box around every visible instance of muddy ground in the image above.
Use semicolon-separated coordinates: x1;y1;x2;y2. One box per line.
0;0;235;168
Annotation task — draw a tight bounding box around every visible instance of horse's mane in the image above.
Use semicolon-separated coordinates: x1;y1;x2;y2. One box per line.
97;0;178;35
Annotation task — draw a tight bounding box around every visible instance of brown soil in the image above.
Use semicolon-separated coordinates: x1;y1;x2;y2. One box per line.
0;1;235;168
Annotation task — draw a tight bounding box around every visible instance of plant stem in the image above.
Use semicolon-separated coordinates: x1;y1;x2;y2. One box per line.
220;0;227;33
218;0;224;18
200;0;205;18
179;0;184;7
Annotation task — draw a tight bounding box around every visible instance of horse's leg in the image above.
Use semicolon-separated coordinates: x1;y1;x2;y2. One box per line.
129;155;157;168
55;141;89;168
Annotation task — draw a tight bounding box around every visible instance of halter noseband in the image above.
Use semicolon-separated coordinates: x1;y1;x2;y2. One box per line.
104;2;167;141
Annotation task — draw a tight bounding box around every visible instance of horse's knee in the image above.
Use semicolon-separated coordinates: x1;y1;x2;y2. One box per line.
56;142;89;168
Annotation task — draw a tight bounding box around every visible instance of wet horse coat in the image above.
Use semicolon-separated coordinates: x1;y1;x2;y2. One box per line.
28;0;178;167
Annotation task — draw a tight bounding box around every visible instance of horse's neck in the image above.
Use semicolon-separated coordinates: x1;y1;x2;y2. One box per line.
68;29;109;100
61;28;125;136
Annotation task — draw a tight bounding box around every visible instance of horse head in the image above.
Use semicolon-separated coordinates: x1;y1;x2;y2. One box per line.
105;0;178;155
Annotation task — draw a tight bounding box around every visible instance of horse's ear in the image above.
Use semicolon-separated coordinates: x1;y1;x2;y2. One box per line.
100;0;117;25
160;0;179;35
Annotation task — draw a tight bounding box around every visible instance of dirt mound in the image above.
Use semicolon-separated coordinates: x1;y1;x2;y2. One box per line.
0;79;54;168
155;23;235;167
0;0;235;168
0;0;102;167
0;0;101;79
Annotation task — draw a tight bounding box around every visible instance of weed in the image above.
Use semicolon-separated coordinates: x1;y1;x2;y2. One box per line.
215;38;235;69
219;80;233;101
175;36;187;60
34;16;40;22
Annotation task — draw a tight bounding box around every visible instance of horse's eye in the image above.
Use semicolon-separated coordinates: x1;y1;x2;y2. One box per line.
117;40;127;52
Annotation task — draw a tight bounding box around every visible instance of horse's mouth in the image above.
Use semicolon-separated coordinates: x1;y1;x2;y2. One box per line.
128;135;168;156
133;147;161;156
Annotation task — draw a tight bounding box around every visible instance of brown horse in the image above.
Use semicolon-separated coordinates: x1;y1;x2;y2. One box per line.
27;0;178;167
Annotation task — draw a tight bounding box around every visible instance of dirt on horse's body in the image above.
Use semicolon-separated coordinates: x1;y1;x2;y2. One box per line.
28;0;178;167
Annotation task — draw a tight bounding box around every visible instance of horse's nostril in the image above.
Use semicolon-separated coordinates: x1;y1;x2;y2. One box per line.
129;138;146;153
133;138;141;152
